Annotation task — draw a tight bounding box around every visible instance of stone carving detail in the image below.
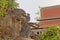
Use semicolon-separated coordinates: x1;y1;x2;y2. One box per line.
0;8;31;40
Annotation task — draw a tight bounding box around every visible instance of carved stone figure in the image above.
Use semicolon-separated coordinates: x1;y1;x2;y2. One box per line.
0;8;31;40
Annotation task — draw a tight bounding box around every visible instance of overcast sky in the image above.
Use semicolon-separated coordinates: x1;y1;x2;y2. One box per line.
16;0;60;22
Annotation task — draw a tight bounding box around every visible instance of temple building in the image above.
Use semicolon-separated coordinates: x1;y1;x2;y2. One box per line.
38;5;60;27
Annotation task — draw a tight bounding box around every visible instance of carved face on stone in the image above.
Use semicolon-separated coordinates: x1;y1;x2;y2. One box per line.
12;9;27;37
13;9;26;28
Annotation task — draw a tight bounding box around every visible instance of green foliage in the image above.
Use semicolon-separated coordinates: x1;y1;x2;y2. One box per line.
13;0;19;8
0;0;19;16
0;0;19;8
39;26;60;40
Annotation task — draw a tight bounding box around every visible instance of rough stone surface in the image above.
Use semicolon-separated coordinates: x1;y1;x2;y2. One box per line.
0;8;31;40
20;23;31;38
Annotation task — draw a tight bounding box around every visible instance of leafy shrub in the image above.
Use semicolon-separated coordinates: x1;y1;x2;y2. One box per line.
39;25;60;40
0;0;19;16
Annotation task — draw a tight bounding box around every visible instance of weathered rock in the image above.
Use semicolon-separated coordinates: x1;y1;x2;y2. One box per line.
11;9;27;38
0;9;30;40
0;8;30;40
20;23;31;38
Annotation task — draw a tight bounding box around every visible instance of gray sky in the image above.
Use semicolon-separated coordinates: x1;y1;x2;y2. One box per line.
16;0;60;22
